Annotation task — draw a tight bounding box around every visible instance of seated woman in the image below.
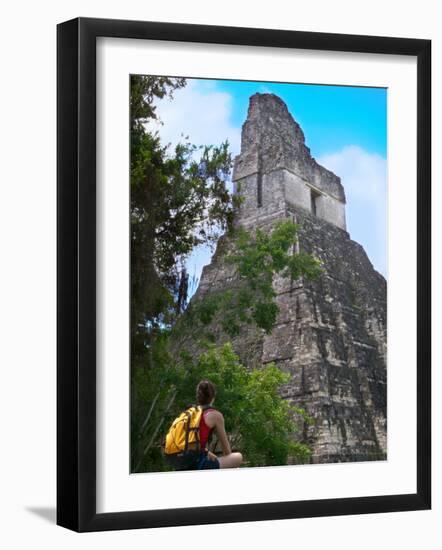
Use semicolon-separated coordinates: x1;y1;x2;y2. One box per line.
197;379;243;470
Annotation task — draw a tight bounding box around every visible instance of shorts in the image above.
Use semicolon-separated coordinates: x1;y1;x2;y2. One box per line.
165;450;220;471
197;452;220;470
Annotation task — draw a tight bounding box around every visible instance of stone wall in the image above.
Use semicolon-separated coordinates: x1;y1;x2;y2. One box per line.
233;93;347;230
233;93;346;203
265;208;386;462
188;93;387;463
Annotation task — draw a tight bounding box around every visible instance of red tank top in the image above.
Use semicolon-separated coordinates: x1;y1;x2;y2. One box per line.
199;409;214;450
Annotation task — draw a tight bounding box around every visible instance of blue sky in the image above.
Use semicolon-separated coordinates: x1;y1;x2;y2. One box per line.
211;79;386;158
149;78;387;286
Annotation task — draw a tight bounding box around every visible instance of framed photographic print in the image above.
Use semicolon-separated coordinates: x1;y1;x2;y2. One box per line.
57;17;431;532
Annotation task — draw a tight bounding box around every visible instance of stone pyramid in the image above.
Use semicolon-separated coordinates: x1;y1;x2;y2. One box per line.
194;93;387;463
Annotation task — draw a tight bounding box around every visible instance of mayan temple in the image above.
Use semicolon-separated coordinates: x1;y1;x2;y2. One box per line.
193;93;387;463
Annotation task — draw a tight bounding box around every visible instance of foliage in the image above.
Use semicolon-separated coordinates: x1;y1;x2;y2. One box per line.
130;77;321;473
130;75;234;360
185;344;312;467
130;75;187;129
181;219;323;339
132;221;320;472
132;342;311;472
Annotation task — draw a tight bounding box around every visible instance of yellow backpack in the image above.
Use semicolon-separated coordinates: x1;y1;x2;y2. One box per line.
164;405;205;455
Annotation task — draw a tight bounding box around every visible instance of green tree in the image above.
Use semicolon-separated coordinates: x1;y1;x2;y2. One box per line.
130;75;236;471
179;219;322;340
132;220;321;472
181;344;312;467
133;342;312;472
130;75;234;362
130;77;323;473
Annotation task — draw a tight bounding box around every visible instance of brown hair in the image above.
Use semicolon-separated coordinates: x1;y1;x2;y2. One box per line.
196;380;216;406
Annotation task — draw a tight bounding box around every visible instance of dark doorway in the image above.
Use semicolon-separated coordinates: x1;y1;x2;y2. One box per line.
310;188;320;216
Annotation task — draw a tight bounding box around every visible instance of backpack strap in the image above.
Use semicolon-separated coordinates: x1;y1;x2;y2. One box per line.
183;408;193;453
184;406;202;453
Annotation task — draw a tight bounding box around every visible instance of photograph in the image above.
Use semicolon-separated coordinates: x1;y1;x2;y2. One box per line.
0;0;434;542
130;75;388;474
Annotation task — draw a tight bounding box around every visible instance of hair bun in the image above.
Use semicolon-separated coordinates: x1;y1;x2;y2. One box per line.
196;379;216;406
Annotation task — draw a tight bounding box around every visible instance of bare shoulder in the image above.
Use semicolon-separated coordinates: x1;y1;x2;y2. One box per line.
204;408;224;428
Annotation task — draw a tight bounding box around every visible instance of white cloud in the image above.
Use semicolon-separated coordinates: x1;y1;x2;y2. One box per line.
318;145;387;278
147;79;241;156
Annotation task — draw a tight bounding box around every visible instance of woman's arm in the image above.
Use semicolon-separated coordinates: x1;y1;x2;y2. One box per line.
205;410;243;468
214;413;231;456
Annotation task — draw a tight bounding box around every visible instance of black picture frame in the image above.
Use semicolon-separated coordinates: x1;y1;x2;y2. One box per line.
57;17;431;532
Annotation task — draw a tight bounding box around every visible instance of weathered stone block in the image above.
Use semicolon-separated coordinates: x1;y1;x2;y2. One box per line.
187;93;387;464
